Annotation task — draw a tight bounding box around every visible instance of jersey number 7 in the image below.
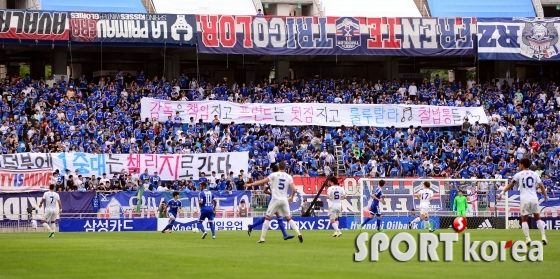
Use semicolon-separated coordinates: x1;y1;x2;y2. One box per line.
50;197;54;204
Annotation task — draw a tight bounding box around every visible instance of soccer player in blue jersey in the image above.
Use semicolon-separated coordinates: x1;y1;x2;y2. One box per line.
197;182;217;239
359;180;385;232
247;165;294;240
161;191;182;233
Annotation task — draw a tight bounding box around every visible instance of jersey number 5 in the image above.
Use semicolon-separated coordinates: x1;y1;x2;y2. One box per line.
522;177;534;188
278;179;286;190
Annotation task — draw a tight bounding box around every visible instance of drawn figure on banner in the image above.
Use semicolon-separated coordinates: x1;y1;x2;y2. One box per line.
171;15;193;42
520;20;559;59
335;17;361;50
401;107;413;122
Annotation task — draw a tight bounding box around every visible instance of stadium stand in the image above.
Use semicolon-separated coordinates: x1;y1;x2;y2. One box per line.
153;0;258;16
7;67;560;198
427;0;536;17
41;0;147;13
320;0;421;17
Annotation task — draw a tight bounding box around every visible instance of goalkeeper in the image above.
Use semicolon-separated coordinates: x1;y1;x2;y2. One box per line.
453;189;468;216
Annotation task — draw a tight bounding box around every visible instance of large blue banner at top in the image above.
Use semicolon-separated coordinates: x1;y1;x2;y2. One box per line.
70;12;196;44
477;17;560;60
196;16;476;56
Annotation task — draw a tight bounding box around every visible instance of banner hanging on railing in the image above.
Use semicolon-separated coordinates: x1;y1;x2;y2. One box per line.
52;152;248;180
0;10;70;40
0;152;248;180
196;16;476;55
70;12;196;44
477;18;560;60
0;169;52;192
141;98;488;128
0;191;95;222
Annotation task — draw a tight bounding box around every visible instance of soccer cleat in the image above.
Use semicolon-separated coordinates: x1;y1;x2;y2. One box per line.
358;225;362;232
257;239;265;243
284;235;295;240
298;235;303;243
332;232;338;237
377;229;385;233
542;238;548;245
333;232;342;237
201;232;207;239
212;236;216;239
525;238;532;245
429;229;435;233
49;232;54;238
161;230;166;233
167;231;172;233
247;224;253;236
408;222;412;230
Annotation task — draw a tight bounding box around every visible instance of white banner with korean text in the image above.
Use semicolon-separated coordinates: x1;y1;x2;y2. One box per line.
140;98;488;128
0;152;249;181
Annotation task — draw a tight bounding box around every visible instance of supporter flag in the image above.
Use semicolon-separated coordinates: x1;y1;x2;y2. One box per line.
136;186;144;213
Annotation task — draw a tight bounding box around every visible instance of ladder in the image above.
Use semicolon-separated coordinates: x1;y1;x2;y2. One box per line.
334;145;346;176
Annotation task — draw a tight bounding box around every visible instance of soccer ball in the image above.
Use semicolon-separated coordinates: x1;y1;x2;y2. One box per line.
192;227;199;233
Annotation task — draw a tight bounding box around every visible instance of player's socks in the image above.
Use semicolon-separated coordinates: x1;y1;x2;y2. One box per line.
253;216;265;227
332;222;339;233
42;222;52;232
536;219;546;237
50;223;56;232
277;217;289;238
360;217;372;227
209;222;216;236
376;219;382;231
287;219;301;236
424;220;431;230
198;222;206;233
260;219;270;241
411;217;421;223
522;221;530;239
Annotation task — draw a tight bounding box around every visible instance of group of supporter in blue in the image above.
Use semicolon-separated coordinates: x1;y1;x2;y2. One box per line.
3;72;560;197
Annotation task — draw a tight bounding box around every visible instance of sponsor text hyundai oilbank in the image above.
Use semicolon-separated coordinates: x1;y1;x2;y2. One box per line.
354;217;543;262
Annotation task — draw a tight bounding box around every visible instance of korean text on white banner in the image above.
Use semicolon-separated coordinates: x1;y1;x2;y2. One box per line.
0;152;248;180
141;98;488;128
52;152;249;180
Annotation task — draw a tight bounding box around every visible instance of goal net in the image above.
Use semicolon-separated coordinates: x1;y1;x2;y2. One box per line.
354;178;509;231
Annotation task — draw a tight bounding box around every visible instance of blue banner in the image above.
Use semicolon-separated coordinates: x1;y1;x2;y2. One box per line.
98;190;251;218
70;12;196;45
477;18;560;60
490;190;560;217
0;191;95;222
345;216;441;230
197;16;476;56
60;218;157;232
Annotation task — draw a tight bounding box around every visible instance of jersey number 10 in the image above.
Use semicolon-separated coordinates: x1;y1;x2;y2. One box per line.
522;177;534;188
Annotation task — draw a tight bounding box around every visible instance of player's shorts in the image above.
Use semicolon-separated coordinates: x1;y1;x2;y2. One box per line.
199;210;215;222
266;199;290;217
520;201;539;216
369;204;380;216
168;212;176;219
419;204;430;215
329;205;341;219
44;210;58;222
456;210;466;217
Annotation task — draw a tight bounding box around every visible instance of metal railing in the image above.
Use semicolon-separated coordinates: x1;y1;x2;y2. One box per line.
313;0;325;16
423;4;431;18
532;0;544;18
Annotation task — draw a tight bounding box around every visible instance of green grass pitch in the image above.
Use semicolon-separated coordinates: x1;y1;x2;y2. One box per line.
1;229;559;279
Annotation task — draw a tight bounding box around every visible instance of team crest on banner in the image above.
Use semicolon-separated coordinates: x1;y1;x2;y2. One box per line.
335;17;361;50
520;19;559;59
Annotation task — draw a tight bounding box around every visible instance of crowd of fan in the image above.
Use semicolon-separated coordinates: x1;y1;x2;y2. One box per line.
3;71;560;196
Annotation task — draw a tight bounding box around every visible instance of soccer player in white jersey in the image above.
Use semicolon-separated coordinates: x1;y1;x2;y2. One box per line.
327;176;346;237
246;162;303;244
409;181;435;232
498;158;549;244
38;184;62;238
